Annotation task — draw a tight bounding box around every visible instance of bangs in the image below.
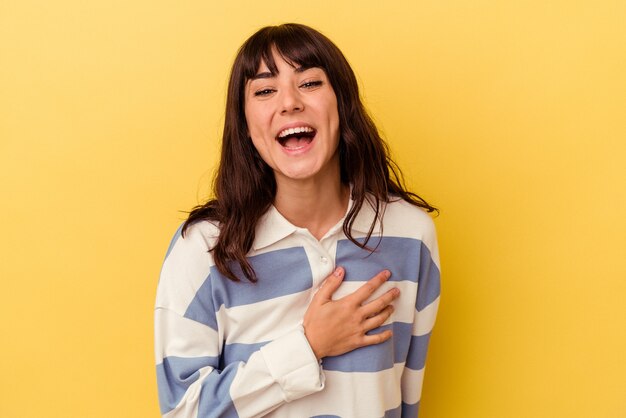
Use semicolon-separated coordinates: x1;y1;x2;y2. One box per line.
240;25;329;80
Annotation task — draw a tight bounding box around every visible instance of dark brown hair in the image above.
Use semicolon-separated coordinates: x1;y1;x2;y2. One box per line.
183;23;436;282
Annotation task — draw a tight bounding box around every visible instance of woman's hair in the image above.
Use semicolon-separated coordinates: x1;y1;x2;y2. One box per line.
183;23;436;282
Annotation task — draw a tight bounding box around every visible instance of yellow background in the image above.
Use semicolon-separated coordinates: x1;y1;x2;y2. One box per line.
1;1;625;417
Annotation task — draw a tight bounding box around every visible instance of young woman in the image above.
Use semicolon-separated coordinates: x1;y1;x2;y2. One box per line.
155;23;440;418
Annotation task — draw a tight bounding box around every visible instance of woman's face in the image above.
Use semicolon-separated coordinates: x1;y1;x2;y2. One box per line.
244;50;340;185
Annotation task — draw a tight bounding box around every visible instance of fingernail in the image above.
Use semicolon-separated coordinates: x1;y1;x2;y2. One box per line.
334;266;343;277
385;270;391;279
393;288;400;296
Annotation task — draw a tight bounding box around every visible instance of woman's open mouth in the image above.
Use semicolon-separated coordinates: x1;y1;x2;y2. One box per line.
276;126;317;151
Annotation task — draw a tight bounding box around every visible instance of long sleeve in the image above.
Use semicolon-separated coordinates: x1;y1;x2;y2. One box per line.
400;218;441;417
154;223;324;418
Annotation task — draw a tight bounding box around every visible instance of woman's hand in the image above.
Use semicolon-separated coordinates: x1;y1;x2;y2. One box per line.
303;266;400;360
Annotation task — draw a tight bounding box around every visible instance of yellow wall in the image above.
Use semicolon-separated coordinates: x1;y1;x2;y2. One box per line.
1;1;625;417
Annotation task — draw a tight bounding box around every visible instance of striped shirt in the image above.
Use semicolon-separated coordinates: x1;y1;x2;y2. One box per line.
155;196;440;417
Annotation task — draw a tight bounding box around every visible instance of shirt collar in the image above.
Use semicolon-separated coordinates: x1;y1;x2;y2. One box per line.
252;193;383;251
252;205;299;251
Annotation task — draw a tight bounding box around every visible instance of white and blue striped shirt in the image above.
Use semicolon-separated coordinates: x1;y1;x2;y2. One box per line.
155;196;440;417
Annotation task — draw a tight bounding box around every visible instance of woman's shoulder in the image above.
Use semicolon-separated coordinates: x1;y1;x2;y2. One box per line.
382;196;438;244
157;220;221;312
162;219;221;262
181;219;221;247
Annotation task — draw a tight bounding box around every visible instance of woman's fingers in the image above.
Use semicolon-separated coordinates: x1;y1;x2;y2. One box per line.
362;304;394;331
360;287;400;318
348;270;392;304
313;266;345;304
360;329;394;347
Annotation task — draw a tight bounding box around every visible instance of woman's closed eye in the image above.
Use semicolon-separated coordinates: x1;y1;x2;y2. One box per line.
300;80;323;89
254;88;276;97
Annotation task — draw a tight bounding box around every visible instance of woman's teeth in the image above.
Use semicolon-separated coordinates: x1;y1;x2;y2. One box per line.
278;126;314;138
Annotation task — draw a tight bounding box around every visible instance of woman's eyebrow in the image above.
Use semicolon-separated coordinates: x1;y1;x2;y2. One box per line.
250;71;273;81
250;66;317;81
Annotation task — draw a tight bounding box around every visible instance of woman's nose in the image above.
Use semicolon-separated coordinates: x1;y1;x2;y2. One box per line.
279;87;304;114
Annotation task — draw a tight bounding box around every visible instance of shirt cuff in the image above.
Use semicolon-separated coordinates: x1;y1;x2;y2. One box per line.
260;325;325;402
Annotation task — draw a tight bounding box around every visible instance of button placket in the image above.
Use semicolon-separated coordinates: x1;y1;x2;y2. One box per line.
312;248;333;289
299;230;338;297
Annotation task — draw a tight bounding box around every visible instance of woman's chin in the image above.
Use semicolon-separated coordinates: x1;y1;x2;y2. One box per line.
275;169;315;182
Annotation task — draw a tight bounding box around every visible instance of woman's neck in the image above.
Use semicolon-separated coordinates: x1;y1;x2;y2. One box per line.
273;175;350;241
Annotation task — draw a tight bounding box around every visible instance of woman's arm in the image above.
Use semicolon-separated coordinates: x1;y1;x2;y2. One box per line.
155;225;398;418
155;225;324;417
155;307;323;417
400;220;441;417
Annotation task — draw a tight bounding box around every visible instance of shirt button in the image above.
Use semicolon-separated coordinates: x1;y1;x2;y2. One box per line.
320;256;328;264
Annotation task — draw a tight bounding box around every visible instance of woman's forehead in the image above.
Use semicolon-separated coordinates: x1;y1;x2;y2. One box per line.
251;43;324;73
249;56;323;81
256;50;299;73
